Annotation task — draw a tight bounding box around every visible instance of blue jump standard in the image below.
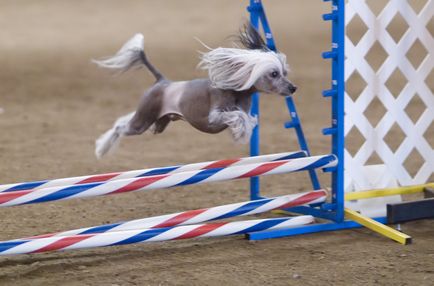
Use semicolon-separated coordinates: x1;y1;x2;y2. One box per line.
246;0;352;241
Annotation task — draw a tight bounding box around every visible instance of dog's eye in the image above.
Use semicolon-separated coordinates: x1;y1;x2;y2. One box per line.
271;71;279;78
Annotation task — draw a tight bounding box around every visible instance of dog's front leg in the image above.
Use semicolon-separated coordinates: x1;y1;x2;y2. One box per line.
209;109;257;144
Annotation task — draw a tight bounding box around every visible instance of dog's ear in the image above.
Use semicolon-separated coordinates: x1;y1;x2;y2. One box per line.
238;23;268;51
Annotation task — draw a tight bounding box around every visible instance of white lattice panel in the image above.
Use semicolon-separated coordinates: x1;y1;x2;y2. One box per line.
344;0;433;191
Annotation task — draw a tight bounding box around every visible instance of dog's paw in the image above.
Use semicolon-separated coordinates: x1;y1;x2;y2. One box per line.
229;112;254;144
249;114;258;127
95;129;120;159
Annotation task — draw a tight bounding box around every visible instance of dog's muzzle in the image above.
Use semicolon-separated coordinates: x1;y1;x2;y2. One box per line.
288;84;297;94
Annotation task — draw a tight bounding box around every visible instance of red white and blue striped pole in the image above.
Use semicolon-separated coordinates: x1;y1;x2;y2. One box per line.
24;190;326;239
0;151;306;193
0;155;337;207
0;216;314;255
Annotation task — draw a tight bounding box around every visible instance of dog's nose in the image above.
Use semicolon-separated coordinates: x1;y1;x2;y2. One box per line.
289;85;297;94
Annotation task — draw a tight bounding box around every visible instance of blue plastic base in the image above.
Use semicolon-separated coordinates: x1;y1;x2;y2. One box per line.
282;206;337;221
247;217;387;240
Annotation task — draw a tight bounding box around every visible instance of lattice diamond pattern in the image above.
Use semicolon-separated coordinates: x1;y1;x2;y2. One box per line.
385;68;408;98
424;121;433;149
405;39;429;69
426;68;434;93
346;70;367;100
365;41;389;72
366;151;384;165
403;148;425;178
404;93;427;124
428;16;434;37
383;123;406;153
365;0;388;16
346;14;369;45
346;126;366;156
363;96;387;127
386;12;409;43
408;0;429;13
345;0;434;190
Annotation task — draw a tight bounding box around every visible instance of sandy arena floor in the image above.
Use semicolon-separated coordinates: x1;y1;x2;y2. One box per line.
0;1;433;285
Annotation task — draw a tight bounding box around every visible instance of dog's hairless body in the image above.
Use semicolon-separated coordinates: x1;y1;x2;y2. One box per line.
94;25;296;158
130;78;255;136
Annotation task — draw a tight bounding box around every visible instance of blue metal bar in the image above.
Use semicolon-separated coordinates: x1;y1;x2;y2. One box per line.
247;217;388;240
323;12;338;21
322;89;338;97
256;7;276;51
248;0;261;200
284;97;321;190
322;51;338;59
322;127;337;135
281;205;336;221
334;0;346;222
323;166;337;173
320;0;345;222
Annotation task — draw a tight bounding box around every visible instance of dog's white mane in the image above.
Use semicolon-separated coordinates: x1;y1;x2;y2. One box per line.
199;48;287;91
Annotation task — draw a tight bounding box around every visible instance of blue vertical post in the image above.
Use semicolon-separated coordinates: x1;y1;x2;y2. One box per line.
335;0;345;222
248;0;261;200
322;0;345;222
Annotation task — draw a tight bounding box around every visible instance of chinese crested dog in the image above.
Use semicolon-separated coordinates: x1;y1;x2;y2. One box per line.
94;24;297;158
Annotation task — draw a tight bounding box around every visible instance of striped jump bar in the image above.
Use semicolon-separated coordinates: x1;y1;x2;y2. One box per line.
0;151;306;193
22;190;326;239
0;216;314;255
0;154;337;207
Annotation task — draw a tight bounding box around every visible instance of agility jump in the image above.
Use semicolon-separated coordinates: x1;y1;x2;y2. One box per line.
0;0;432;256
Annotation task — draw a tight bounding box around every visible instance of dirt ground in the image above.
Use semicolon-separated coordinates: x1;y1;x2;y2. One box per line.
0;1;433;285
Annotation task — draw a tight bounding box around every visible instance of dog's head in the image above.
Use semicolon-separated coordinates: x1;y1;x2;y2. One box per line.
199;24;297;96
237;24;297;96
248;52;296;96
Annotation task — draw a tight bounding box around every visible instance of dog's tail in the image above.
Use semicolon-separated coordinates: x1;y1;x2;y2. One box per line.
93;34;165;81
95;112;135;159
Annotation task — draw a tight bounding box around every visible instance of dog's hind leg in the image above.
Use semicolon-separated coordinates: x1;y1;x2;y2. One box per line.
95;112;134;159
95;110;160;159
150;115;171;134
95;88;164;159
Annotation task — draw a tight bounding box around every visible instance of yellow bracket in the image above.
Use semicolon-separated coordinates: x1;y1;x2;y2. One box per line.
345;183;434;201
273;208;412;245
344;208;412;245
271;184;432;244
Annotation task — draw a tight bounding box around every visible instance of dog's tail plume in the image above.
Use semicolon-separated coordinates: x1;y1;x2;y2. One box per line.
93;34;164;81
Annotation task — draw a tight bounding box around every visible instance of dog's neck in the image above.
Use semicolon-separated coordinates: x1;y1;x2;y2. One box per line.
235;86;258;96
217;86;257;98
